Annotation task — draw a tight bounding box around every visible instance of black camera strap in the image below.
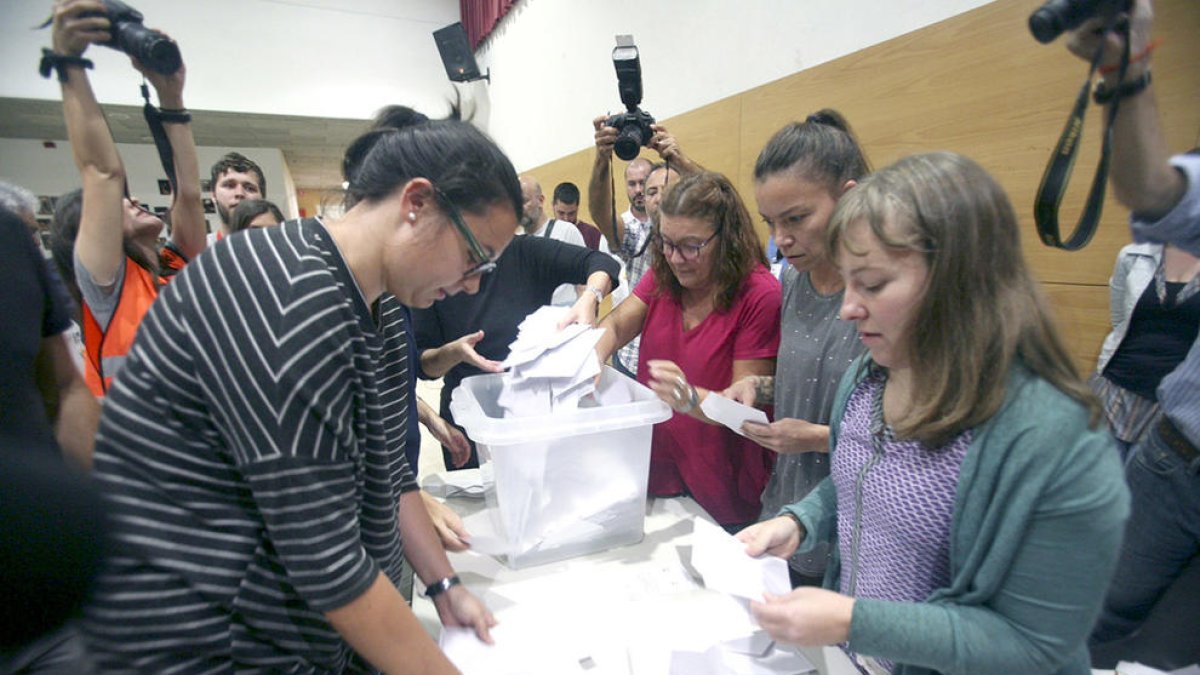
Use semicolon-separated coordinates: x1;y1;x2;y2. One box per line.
1033;19;1132;251
631;158;672;258
607;158;622;250
38;49;94;82
607;157;671;260
139;81;188;194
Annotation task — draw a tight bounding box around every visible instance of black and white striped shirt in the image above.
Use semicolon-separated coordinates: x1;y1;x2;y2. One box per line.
84;219;416;673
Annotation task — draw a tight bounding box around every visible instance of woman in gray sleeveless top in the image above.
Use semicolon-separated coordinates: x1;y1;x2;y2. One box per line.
724;110;870;583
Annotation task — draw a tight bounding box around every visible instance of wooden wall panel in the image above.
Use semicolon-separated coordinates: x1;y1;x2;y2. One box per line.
520;151;593;222
738;0;1198;288
1043;282;1111;375
657;96;743;185
523;0;1200;370
522;97;745;224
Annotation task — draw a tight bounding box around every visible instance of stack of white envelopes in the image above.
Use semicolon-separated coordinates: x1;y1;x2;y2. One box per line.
498;306;606;417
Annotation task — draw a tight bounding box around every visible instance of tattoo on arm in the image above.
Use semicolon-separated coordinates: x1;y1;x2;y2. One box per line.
753;376;775;405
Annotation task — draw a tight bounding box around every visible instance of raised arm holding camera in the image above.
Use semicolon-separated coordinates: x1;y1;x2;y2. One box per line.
1066;0;1185;219
1063;0;1200;658
588;141;680;376
48;0;206;397
588;118;702;255
587;36;702;256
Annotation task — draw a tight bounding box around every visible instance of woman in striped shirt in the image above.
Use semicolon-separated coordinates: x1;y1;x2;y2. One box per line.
83;105;522;673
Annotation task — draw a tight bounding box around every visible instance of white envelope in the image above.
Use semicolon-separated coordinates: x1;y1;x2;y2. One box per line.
700;393;770;437
690;517;790;601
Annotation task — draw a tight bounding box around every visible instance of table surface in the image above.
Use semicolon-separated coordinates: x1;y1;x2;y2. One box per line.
413;492;859;675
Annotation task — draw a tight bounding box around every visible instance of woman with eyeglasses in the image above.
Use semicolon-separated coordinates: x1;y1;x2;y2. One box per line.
83;105;521;673
596;171;782;531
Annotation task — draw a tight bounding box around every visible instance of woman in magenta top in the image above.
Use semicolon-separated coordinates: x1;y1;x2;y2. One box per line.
598;171;781;529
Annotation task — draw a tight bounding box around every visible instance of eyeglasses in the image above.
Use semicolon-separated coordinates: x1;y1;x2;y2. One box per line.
655;231;717;262
432;186;496;278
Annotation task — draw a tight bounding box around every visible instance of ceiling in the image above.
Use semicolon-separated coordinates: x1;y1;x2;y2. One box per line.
0;96;371;191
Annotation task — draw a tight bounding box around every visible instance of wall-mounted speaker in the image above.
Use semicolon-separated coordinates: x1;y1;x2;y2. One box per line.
433;22;490;84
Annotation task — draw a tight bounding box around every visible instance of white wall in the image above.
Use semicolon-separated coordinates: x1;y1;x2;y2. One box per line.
0;137;291;232
1;0;995;175
476;0;995;171
0;0;463;120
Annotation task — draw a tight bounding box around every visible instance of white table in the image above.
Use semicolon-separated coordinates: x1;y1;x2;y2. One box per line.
413;493;858;675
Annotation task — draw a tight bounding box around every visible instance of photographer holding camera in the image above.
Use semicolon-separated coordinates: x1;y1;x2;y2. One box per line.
589;118;704;253
46;0;206;397
588;118;701;376
1064;0;1200;662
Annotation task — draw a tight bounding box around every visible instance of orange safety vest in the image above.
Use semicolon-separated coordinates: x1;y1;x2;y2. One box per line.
82;248;186;397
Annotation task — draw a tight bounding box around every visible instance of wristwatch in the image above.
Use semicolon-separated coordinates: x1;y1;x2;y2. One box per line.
423;575;461;599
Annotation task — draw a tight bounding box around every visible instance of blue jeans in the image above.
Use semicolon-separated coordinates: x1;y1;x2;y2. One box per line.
1090;424;1200;644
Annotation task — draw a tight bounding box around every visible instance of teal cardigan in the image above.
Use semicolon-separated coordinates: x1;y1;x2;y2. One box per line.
783;358;1130;675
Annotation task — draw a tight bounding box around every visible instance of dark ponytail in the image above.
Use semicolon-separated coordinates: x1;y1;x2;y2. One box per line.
754;108;871;191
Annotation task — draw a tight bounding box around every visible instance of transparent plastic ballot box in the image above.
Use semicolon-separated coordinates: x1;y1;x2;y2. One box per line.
450;366;671;568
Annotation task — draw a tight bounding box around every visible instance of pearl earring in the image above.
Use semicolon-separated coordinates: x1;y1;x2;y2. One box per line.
408;211;416;221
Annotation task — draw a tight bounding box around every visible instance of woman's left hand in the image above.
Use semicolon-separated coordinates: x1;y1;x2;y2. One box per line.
647;360;696;412
742;418;829;454
750;587;855;646
434;585;498;644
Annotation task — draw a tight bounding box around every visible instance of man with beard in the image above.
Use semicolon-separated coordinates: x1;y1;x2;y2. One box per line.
551;181;607;252
519;174;588;306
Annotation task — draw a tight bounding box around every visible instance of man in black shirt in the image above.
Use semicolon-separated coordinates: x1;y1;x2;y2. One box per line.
414;234;620;469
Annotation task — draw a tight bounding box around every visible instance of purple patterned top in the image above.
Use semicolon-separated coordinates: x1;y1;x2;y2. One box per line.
833;372;971;670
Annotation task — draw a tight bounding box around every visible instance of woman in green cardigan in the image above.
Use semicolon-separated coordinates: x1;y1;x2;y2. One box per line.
737;152;1129;675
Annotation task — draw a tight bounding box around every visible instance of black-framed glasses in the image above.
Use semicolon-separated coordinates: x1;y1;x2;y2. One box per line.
432;186;496;278
655;231;717;262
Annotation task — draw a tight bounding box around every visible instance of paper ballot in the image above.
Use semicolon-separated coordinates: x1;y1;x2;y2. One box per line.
691;518;790;601
498;307;606;416
701;393;770;437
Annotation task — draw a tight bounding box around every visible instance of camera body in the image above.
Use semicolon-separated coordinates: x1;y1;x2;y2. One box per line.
606;36;656;161
1028;0;1131;44
84;0;182;75
606;109;656;163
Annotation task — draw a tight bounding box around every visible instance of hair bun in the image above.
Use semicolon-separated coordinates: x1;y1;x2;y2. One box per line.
342;129;388;184
372;105;430;131
344;107;436;184
805;109;856;136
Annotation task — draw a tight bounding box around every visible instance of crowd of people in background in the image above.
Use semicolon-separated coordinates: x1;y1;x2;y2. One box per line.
1;0;1196;672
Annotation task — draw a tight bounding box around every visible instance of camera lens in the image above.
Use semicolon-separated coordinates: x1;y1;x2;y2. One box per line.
614;125;644;161
1028;0;1121;44
1029;1;1071;43
116;22;182;75
142;36;182;75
